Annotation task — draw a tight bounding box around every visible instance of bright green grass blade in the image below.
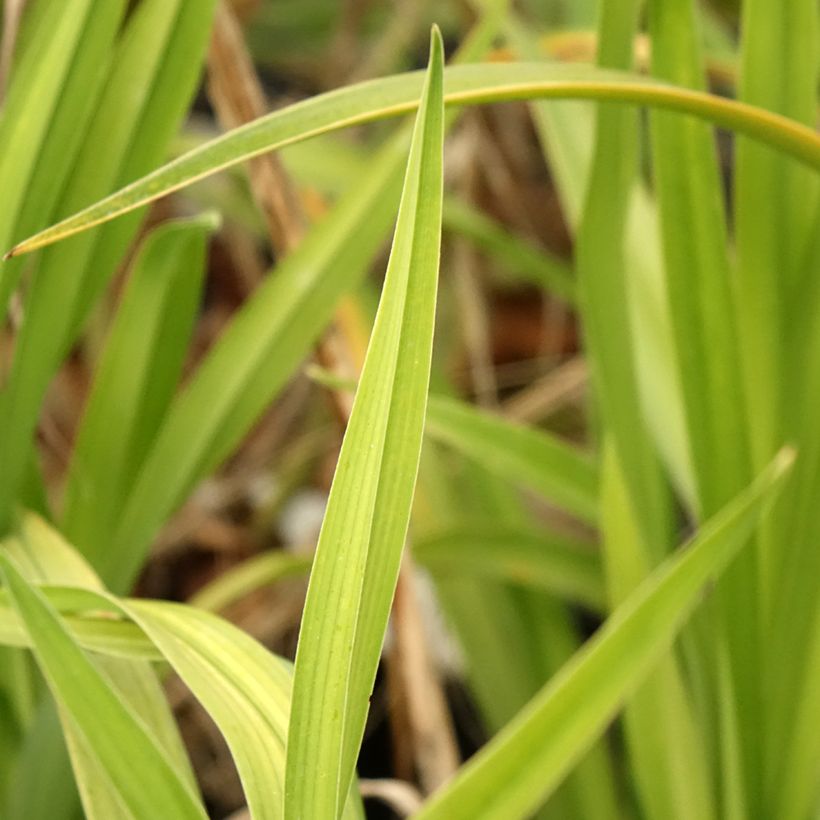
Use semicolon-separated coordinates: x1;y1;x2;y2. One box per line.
0;0;218;536
189;553;313;613
0;0;128;313
284;29;444;819
0;515;363;818
647;0;759;809
4;514;198;815
416;448;794;820
122;602;293;820
0;555;207;820
62;214;218;567
122;597;368;817
0;0;95;256
574;0;673;559
647;0;748;519
601;439;715;820
771;207;820;820
506;15;694;509
413;526;604;611
734;1;819;814
8;62;819;259
414;445;620;820
425;395;598;525
0;596;160;661
735;0;819;474
96;6;505;594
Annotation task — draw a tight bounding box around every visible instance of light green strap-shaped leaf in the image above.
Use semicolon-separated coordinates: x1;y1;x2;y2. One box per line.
575;0;673;559
285;28;444;820
0;0;218;538
600;439;714;820
647;1;756;811
771;209;820;820
62;213;218;565
0;0;94;255
119;599;364;819
0;0;128;313
0;513;364;819
0;555;206;820
506;17;694;512
95;4;504;594
122;601;293;820
4;514;199;817
425;395;598;525
647;0;748;520
736;2;820;816
7;62;819;259
415;448;793;820
413;526;604;611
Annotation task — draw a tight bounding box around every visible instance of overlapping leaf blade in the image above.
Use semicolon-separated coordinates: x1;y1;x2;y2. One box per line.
416;449;793;820
413;526;604;610
62;214;218;568
1;513;365;819
0;555;207;820
284;28;444;819
425;395;598;525
0;0;218;539
7;62;819;259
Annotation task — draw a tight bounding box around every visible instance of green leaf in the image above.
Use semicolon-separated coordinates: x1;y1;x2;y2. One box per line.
90;4;506;595
647;0;748;520
574;0;673;559
415;448;793;820
0;0;128;311
285;28;445;819
8;62;819;259
413;526;604;611
0;0;218;536
425;395;598;525
0;515;363;818
600;439;715;820
62;213;218;567
2;514;198;817
646;1;757;811
189;552;313;613
0;0;97;256
108;603;364;819
0;555;207;820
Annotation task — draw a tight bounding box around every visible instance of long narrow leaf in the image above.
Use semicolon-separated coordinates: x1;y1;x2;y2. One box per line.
62;214;218;566
285;28;444;819
415;448;793;820
94;6;505;594
425;395;598;525
0;556;206;820
6;62;819;259
413;526;604;610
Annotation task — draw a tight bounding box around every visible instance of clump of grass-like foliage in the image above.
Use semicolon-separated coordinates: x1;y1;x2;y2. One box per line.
0;1;817;818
